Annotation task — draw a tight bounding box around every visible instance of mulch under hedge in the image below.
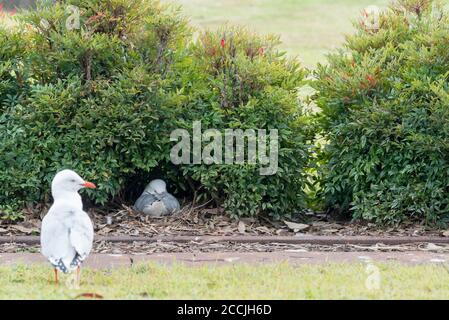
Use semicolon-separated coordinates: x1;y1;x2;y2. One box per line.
1;204;448;239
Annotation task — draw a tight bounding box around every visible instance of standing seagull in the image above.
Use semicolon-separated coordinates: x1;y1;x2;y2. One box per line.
134;179;180;217
41;170;96;285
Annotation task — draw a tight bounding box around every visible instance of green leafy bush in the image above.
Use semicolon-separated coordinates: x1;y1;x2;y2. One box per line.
169;27;311;219
0;1;311;220
314;0;449;225
0;0;190;218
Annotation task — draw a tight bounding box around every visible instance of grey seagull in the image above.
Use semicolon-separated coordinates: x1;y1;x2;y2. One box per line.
134;179;180;217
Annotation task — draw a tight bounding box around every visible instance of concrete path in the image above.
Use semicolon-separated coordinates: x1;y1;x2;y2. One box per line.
1;252;448;268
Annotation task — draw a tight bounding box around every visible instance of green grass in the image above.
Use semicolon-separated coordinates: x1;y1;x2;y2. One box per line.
1;262;448;299
167;0;390;68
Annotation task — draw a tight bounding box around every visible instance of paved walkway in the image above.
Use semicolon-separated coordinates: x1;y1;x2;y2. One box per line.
1;252;448;268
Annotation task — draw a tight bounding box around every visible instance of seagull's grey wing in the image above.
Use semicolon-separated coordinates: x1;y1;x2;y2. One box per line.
69;210;94;269
41;212;76;273
134;192;158;212
161;193;180;215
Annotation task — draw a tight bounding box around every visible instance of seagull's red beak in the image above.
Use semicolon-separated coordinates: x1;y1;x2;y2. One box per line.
82;181;97;189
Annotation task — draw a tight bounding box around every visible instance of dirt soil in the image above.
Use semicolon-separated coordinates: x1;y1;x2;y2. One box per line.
2;251;449;267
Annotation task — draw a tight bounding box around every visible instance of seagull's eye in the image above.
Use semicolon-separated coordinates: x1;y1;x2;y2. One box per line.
71;179;76;183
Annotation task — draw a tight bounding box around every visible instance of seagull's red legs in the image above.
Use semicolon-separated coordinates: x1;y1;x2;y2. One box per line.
54;268;59;285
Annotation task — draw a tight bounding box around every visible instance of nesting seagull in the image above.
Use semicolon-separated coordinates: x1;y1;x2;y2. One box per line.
40;169;96;285
134;179;180;217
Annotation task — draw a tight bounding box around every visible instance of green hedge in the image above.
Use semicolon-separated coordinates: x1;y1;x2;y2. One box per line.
169;27;311;219
6;0;447;226
0;0;311;221
314;0;449;225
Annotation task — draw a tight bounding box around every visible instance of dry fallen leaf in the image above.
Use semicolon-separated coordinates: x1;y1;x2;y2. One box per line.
98;227;113;235
442;230;449;237
255;226;271;234
202;208;220;215
237;221;246;234
24;219;42;229
322;229;340;234
11;225;38;234
426;243;443;251
311;221;327;227
276;229;289;236
283;221;309;232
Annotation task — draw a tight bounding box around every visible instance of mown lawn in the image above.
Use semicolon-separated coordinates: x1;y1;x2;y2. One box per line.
168;0;390;67
0;262;448;299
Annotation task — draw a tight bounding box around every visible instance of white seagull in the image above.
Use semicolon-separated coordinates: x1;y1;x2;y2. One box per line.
40;169;96;285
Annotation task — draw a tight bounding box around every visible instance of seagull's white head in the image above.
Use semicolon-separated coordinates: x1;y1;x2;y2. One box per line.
51;169;96;198
145;179;167;194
